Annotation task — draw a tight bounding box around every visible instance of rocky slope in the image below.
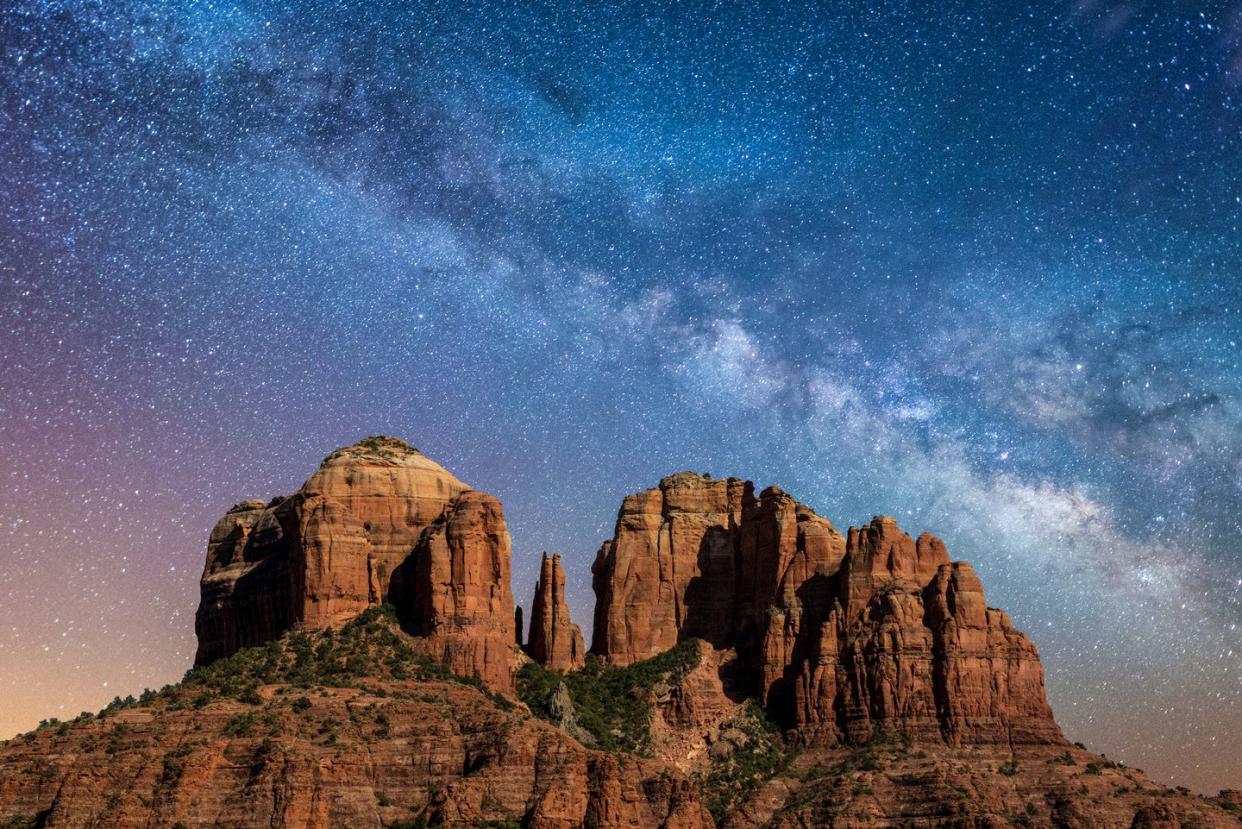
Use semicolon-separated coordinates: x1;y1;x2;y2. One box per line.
0;610;709;829
1;441;1236;829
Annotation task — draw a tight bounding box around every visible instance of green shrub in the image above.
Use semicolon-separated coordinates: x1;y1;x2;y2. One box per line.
517;639;701;754
696;702;787;824
224;713;257;737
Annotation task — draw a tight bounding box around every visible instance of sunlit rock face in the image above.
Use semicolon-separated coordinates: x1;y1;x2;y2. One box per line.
590;473;1064;745
194;436;516;690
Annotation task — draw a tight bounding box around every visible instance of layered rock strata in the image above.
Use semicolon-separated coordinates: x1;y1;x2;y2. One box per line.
590;473;1063;746
0;634;710;829
195;437;517;690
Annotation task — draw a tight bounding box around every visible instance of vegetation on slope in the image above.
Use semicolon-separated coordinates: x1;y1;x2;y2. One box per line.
516;638;701;754
695;701;788;824
2;605;510;747
173;604;510;703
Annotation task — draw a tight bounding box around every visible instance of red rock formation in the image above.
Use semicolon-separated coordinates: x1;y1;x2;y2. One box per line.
194;498;295;665
195;437;518;692
527;553;586;672
195;437;469;664
923;561;1061;744
839;516;949;614
4;454;1233;829
405;490;517;691
590;474;1064;746
591;473;748;664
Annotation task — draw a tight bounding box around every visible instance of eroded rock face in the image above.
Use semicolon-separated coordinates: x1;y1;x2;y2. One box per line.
195;437;470;665
403;490;517;692
194;498;296;666
195;437;517;691
591;474;749;664
527;553;586;672
590;474;1064;746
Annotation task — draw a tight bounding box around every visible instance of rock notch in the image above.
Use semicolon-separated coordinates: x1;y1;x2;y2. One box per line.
526;553;586;672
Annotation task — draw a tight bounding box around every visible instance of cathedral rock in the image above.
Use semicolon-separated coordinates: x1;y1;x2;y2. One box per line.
3;439;1233;829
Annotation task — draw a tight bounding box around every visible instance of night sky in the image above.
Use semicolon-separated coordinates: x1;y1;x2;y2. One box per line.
2;0;1241;793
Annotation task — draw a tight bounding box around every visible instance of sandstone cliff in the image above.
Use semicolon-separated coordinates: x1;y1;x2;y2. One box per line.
590;474;1063;746
195;436;518;691
527;553;587;672
402;489;518;692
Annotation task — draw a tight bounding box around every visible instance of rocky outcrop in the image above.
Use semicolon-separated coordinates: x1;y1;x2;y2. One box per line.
195;437;518;691
2;448;1234;829
591;474;749;663
195;437;469;664
194;498;296;665
403;490;517;691
527;553;586;671
590;474;1064;746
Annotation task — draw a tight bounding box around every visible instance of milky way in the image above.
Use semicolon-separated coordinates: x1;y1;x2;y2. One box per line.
2;0;1241;792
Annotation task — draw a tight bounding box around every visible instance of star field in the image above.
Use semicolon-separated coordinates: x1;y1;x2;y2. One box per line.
1;0;1240;793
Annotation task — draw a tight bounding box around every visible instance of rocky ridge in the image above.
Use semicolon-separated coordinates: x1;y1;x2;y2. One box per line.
590;474;1061;747
0;439;1235;829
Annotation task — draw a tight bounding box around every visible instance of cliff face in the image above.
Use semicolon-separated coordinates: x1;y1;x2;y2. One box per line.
403;490;518;692
591;473;750;662
194;437;517;691
527;553;586;672
590;474;1063;746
